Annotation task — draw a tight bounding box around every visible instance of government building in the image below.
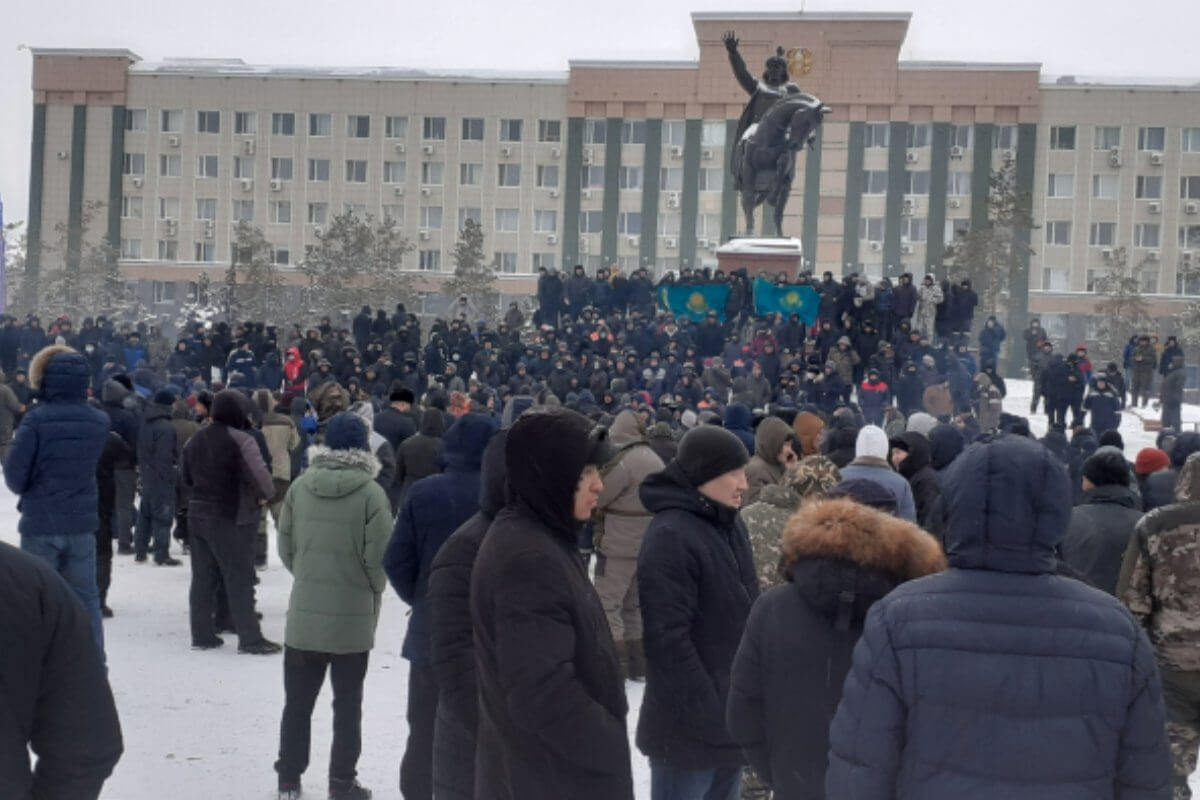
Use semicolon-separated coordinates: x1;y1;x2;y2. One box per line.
24;10;1200;340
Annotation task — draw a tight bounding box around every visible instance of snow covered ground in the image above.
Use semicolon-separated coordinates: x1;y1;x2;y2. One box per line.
2;378;1197;799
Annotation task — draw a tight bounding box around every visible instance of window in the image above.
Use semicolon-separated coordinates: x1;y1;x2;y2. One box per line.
663;121;686;146
583;119;607;145
701;122;726;147
952;124;974;149
1050;126;1076;150
1048;173;1074;198
122;196;143;219
1092;174;1119;199
532;253;556;272
1137;175;1163;199
124;109;147;132
658;167;683;192
158;197;180;220
538;120;561;143
494;208;520;232
309;113;331;137
904;171;930;195
1185;128;1200;153
1045;220;1072;245
859;217;884;242
307;203;328;225
1086;268;1106;293
383;161;406;183
1141;271;1159;293
461;118;484;141
422;116;446;140
618;212;641;236
905;123;931;149
583;166;606;189
579;211;604;234
901;217;927;242
272;247;289;266
343;203;367;218
1179;269;1200;296
195;198;216;221
159;154;181;177
196;155;218;178
232;200;254;222
620;166;644;190
1089;222;1116;246
421;161;444;185
1036;269;1066;292
945;218;970;244
658;213;681;237
120;238;142;259
152;281;176;304
382;205;403;224
420;206;443;230
621;120;647;145
123;153;145;176
1182;176;1200;200
307;158;329;181
450;162;478;186
458;207;481;229
946;171;971;195
993;125;1018;150
494;252;519;273
498;164;521;187
161;109;183;133
536;164;559;188
194;241;216;262
865;123;890;148
1181;225;1200;247
385;116;408;139
865;171;888;195
196;111;220;134
347;115;370;138
158;241;178;261
523;209;555;234
418;250;441;271
1134;223;1161;248
271;157;293;181
698;168;723;192
269;201;291;224
345;160;368;183
697;213;721;238
500;119;523;142
235;112;257;135
1095;126;1121;150
272;113;295;136
1138;126;1166;151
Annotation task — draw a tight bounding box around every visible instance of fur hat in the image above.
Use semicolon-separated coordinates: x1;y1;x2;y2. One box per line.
152;389;176;406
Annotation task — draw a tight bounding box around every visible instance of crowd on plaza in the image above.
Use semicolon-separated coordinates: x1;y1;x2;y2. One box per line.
3;260;1200;800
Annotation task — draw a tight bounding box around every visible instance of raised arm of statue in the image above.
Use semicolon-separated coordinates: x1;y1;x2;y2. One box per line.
723;30;758;95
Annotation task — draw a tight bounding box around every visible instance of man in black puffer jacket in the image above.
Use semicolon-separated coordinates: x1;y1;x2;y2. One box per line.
826;435;1171;800
638;425;759;798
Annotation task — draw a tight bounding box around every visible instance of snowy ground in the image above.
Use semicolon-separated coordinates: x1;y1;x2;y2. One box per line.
3;378;1197;800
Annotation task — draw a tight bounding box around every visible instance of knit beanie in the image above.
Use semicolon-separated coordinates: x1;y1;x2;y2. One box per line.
677;425;749;487
906;412;937;437
324;412;368;451
1082;446;1130;488
855;425;889;460
1134;447;1169;476
1098;430;1124;450
152;388;176;406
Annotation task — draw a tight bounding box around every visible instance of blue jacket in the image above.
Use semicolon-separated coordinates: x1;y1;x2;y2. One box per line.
384;414;494;665
723;403;755;455
5;349;110;537
122;344;147;372
826;436;1171;800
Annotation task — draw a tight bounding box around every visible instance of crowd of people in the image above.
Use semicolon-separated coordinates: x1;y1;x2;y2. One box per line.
2;261;1199;800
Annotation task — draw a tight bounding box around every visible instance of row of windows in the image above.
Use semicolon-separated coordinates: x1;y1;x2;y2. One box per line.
863;123;994;150
1044;222;1200;248
1049;125;1200;153
861;170;975;196
858;216;970;245
582;119;728;148
1047;174;1200;199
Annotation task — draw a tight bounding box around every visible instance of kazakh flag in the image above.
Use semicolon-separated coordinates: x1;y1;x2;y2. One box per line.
657;283;732;321
753;277;820;325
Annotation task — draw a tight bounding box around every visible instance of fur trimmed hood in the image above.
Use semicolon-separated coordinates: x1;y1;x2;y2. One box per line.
303;445;382;499
29;344;76;390
307;444;381;478
29;344;90;402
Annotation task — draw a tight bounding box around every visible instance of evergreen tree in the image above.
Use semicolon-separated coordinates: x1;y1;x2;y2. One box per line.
300;211;415;313
1091;246;1154;363
227;221;284;323
444;219;498;324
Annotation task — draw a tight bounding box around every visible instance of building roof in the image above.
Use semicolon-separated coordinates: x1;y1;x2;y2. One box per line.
1042;74;1200;90
130;59;567;84
900;60;1041;73
27;47;141;61
691;10;912;22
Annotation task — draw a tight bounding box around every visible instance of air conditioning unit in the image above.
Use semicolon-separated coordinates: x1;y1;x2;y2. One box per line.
392;186;404;197
948;198;962;209
422;144;435;155
1102;247;1114;260
582;188;593;200
393;142;406;154
167;135;180;148
905;150;919;164
901;243;914;255
870;241;883;252
270;179;283;192
628;236;640;247
549;188;560;198
1109;148;1121;167
1149;201;1162;214
1001;148;1017;162
667;193;680;209
1147;249;1161;261
55;150;69;160
242;139;255;155
902;198;916;215
418;229;431;240
701;148;714;160
669;146;683;158
421;186;432;196
950;145;965;159
663;237;678;249
551;147;561;158
546;234;558;245
582;148;593;164
500;146;513;158
696;238;709;248
1150;152;1165;166
131;177;143;188
1185;250;1195;263
240;178;253;191
1187;202;1199;215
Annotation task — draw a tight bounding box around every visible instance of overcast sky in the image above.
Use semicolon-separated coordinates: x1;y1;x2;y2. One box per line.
4;0;1198;229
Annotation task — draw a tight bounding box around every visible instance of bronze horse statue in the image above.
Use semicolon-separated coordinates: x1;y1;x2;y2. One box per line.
736;90;830;237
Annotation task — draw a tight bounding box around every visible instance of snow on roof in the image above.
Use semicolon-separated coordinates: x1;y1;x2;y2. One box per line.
130;59;567;84
1043;74;1200;90
717;237;804;257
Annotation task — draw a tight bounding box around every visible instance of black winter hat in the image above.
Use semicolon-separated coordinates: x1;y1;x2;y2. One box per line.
1082;446;1130;488
325;412;369;451
152;388;176;406
1097;430;1124;450
390;387;415;404
676;425;749;487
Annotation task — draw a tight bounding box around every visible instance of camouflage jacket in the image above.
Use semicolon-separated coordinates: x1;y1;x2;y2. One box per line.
739;484;801;590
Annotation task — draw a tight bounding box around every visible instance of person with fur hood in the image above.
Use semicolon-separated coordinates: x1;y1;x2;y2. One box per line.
727;496;944;800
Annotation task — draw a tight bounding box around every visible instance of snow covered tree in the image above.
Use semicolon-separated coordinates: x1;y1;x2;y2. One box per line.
226;221;284;323
444;218;499;324
2;219;27;313
299;211;415;314
1091;246;1154;362
35;201;137;322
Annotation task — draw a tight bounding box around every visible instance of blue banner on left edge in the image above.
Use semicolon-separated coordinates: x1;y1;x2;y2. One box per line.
657;283;732;321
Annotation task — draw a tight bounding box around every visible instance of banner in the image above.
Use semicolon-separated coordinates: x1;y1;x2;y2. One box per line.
752;277;820;325
657;282;732;321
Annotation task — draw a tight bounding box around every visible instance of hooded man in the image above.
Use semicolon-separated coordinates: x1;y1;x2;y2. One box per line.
134;390;181;566
744;416;797;505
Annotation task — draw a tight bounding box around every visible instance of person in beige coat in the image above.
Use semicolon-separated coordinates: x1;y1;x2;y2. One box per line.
744;416;798;504
252;390;300;570
594;409;665;680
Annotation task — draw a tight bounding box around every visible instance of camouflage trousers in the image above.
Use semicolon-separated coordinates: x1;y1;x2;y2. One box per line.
1163;669;1200;800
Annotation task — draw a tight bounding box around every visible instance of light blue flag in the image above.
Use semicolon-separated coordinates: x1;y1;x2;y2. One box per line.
657;283;732;321
752;277;820;325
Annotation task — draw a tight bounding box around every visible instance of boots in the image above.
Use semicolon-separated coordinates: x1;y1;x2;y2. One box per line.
328;778;371;799
613;639;629;680
626;638;646;682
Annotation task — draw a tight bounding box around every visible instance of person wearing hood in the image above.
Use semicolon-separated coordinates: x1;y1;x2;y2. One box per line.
348;401;396;499
1060;446;1143;595
471;409;632;800
180;390;280;655
134;390;182;566
727;495;944;800
1084;372;1122;435
913;275;943;341
926;422;965;476
744;416;798;505
858;367;890;426
1161;355;1187;432
395;408;445;505
0;367;26;463
274;413;391;800
978;315;1006;365
827;435;1171;799
385;413;494;800
889;431;944;539
593;410;666;680
836;426;916;522
722;402;755;455
792;410;824;457
1143;433;1200;512
5;345;111;651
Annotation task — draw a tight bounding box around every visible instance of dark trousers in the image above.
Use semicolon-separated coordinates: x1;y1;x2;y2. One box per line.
276;647;369;784
96;503;114;607
135;486;175;562
650;765;741;800
113;467;137;548
188;517;263;646
400;662;437;800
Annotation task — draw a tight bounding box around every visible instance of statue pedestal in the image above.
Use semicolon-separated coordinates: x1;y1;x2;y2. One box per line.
716;237;804;280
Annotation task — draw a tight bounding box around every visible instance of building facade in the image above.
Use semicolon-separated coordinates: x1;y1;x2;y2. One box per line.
23;10;1200;334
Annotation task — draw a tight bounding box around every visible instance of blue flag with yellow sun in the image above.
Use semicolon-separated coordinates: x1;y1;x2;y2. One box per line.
657;283;732;321
753;277;820;325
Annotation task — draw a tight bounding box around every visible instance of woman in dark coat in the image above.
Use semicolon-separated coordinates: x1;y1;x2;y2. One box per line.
889;431;944;538
726;497;944;800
